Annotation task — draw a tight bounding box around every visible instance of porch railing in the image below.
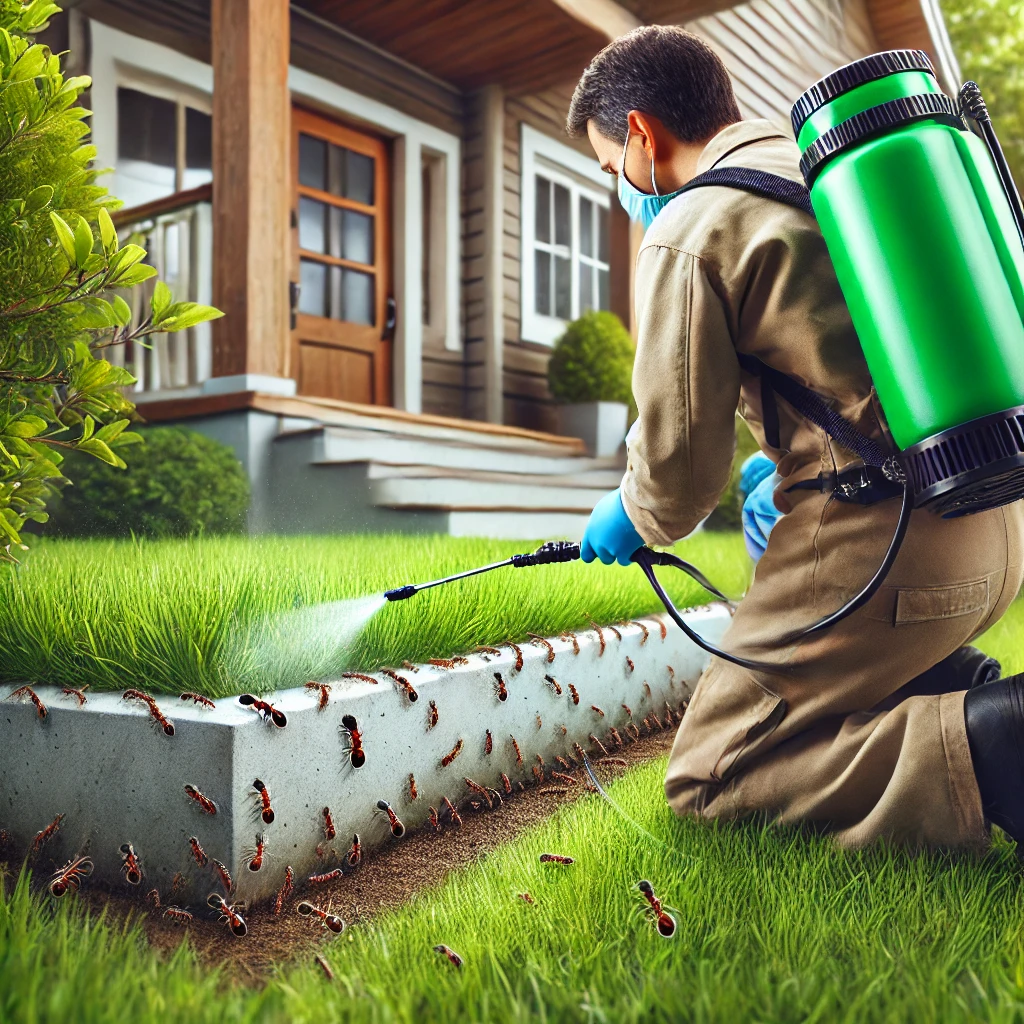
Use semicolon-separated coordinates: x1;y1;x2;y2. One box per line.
111;184;214;394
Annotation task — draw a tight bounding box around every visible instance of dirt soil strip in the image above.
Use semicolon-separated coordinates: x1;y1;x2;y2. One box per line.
73;728;678;983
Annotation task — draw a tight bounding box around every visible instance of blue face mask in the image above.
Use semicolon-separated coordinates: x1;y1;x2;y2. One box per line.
616;130;685;231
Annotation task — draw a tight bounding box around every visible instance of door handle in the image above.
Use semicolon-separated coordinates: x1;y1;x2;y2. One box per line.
289;281;300;330
383;296;397;341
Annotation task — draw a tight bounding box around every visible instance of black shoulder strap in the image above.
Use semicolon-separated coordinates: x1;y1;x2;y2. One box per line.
677;167;815;218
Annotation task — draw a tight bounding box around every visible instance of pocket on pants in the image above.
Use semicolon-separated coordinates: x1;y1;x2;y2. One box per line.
864;579;989;625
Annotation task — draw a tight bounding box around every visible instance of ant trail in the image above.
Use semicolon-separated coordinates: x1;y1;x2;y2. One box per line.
581;755;688;862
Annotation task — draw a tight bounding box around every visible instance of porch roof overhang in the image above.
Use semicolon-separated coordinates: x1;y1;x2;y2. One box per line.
291;0;621;93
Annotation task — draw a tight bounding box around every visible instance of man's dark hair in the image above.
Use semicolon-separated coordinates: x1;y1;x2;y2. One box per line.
567;26;741;144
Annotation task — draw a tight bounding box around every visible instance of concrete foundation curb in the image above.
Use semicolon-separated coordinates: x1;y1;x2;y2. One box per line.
0;605;730;908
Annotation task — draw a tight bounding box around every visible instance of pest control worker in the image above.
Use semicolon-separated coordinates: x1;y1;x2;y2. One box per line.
571;26;1024;851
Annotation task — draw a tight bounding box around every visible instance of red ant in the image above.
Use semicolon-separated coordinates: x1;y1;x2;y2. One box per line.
622;703;633;717
493;673;508;701
539;852;574;865
572;742;587;763
555;755;572;770
607;625;622;641
500;772;512;795
211;858;233;895
48;856;93;898
638;880;677;938
536;713;543;730
633;620;650;645
510;734;523;765
382;669;418;703
442;795;462;828
505;642;524;672
589;621;606;655
341;715;366;768
591;704;605;717
464;777;492;808
322;806;336;841
179;692;216;709
184;784;217;815
274;866;294;915
608;727;623;748
551;772;577;786
568;684;580;706
122;689;174;735
347;834;362;867
377;800;406;838
643;682;653;701
408;774;418;802
518;892;535;904
187;835;208;868
146;888;161;908
297;900;345;933
544;674;562;695
540;786;569;796
304;681;331;711
207;892;247;937
476;646;502;657
10;685;47;720
428;806;441;831
427;700;439;729
308;867;344;885
119;843;142;885
434;944;463;968
252;779;275;824
341;672;379;685
532;764;545;783
170;872;186;897
32;813;64;854
163;906;193;925
626;722;641;741
560;631;580;655
589;734;610;757
238;693;287;727
528;633;555;662
597;757;628;767
649;711;663;730
247;833;267;872
440;738;463;768
484;729;493;755
60;684;89;707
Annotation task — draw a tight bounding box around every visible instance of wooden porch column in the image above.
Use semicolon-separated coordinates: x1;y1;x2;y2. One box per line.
211;0;291;380
481;84;505;425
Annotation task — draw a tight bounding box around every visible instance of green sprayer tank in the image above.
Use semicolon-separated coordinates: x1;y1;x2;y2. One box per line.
792;51;1024;516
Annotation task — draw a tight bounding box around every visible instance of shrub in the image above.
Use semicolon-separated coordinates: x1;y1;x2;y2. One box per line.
548;311;635;404
705;417;762;531
48;427;249;538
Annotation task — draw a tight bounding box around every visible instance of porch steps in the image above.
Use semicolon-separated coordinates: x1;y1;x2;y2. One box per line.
266;420;625;539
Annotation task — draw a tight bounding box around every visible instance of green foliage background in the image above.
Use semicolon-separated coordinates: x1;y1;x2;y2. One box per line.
548;310;635;405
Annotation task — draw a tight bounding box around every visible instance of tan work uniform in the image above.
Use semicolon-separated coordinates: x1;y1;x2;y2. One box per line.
621;119;1024;850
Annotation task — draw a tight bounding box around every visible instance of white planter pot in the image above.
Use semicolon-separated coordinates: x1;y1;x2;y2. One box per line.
558;401;628;457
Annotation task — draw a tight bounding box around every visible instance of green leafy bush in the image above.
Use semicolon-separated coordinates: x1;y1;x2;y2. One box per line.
705;416;762;531
48;427;249;538
548;310;635;404
0;1;221;560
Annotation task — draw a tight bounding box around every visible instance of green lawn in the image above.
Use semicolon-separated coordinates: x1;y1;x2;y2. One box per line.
0;532;750;698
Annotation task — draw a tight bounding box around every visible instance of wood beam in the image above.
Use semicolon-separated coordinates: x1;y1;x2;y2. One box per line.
481;84;506;425
211;0;291;379
550;0;642;41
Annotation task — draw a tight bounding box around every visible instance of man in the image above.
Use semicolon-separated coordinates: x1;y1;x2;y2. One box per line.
570;26;1024;850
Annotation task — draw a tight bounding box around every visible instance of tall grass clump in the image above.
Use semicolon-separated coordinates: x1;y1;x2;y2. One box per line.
0;532;749;697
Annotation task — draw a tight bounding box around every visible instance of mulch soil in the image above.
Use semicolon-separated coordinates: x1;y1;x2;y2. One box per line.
62;728;678;984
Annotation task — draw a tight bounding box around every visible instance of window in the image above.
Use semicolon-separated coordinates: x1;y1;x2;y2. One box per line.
520;124;614;345
116;86;212;210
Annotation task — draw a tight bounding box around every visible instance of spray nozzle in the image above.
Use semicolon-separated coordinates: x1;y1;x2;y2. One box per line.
384;585;418;602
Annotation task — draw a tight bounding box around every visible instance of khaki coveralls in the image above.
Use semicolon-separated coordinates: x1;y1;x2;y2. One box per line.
621;119;1024;849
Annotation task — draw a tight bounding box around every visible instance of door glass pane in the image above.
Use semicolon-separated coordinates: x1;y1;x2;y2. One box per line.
535;250;551;316
299;259;327;316
598;207;609;263
598;268;610;311
342;210;374;265
299;134;327;190
554;255;571;319
579;197;593;258
117;87;177;208
345;150;375;205
342;269;375;325
579;260;593;312
327;145;345;198
554;184;570;247
183;107;212;190
535;176;550;244
298;197;327;253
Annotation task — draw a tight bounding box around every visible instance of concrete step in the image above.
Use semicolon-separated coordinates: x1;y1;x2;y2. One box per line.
370;474;609;512
446;510;591;539
365;462;624;489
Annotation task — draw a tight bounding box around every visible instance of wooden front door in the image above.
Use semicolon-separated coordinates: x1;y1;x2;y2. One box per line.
292;108;391;405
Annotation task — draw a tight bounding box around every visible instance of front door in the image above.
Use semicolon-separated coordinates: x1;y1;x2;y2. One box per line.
292;107;391;405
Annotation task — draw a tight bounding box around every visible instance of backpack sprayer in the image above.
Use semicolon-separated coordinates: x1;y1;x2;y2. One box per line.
387;52;1024;674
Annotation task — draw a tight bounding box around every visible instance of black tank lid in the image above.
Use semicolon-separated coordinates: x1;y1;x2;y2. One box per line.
791;50;937;140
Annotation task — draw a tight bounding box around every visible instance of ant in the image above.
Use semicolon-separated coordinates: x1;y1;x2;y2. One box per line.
433;944;463;968
568;684;580;706
528;633;555;662
544;674;562;696
247;833;267;872
146;889;161;908
476;646;502;657
643;682;653;701
504;642;524;672
322;806;336;842
122;689;174;735
427;700;439;729
463;777;492;809
518;892;535;905
207;893;247;937
625;657;635;673
32;813;64;854
119;843;142;885
377;800;406;838
341;715;366;768
589;621;606;656
589;734;610;757
591;705;606;717
274;866;294;915
536;713;543;730
408;774;418;802
484;729;493;755
304;681;331;711
539;852;574;865
607;625;622;642
341;672;379;685
551;772;577;786
213;859;233;895
346;834;362;868
238;693;287;728
184;784;217;815
637;880;677;938
509;734;523;765
187;835;208;868
179;692;216;709
608;727;623;749
9;685;47;720
297;900;345;934
427;806;441;832
442;795;462;828
48;856;93;898
622;703;633;717
493;673;508;702
308;867;344;885
252;779;275;824
60;684;89;707
560;631;580;656
440;738;463;768
500;772;512;795
632;620;650;645
163;906;193;925
381;669;418;703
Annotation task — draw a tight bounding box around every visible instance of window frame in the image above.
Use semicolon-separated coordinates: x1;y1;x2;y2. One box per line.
520;124;615;346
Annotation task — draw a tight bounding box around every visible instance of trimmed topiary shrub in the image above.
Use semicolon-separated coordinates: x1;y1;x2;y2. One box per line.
548;310;635;404
48;426;249;538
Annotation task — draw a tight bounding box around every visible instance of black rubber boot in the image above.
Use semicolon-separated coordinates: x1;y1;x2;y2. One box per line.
964;674;1024;845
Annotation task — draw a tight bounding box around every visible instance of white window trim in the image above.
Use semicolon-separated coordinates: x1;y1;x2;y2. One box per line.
89;21;462;416
520;123;614;346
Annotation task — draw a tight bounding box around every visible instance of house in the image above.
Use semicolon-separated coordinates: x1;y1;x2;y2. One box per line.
49;0;959;538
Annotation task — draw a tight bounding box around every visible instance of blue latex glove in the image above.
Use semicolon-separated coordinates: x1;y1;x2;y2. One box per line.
742;472;783;561
738;451;776;502
581;488;645;566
